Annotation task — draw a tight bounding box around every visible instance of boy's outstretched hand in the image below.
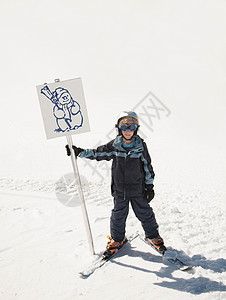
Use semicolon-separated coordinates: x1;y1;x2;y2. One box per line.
65;145;83;157
145;184;155;203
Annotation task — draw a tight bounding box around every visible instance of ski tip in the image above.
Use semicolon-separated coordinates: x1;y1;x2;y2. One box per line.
79;272;92;279
180;265;193;272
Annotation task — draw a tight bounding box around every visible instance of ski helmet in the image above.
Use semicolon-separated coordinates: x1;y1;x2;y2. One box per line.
116;111;139;135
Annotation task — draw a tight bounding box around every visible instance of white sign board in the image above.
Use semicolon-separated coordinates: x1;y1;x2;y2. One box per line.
36;78;90;139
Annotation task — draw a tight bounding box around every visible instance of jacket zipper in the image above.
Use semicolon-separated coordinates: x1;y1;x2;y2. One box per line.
124;151;131;200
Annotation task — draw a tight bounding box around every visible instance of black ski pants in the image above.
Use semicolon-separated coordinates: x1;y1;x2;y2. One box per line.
110;196;159;242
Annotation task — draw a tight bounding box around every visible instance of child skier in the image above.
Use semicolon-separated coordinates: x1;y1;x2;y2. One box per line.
66;111;166;258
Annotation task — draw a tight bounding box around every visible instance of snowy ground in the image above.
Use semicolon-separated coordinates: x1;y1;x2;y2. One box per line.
0;177;225;300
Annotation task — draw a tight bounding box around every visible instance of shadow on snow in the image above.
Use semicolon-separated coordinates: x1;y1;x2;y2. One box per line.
110;243;226;295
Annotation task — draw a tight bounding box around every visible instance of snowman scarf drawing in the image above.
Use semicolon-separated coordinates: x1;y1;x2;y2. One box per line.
41;86;83;133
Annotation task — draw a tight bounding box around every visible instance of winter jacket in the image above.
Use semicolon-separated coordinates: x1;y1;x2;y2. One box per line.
79;135;155;198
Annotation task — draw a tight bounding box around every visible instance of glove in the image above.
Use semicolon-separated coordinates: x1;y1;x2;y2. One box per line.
65;145;83;157
144;184;155;203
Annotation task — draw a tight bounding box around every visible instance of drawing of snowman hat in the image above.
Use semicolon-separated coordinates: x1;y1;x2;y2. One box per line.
54;87;70;100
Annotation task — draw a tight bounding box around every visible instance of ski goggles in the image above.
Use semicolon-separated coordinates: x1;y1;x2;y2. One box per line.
119;123;138;131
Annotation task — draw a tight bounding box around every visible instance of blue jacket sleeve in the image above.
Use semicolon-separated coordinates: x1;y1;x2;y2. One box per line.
141;142;155;185
78;141;115;161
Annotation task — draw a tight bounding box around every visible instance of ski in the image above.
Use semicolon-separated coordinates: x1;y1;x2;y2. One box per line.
80;234;138;278
139;235;192;271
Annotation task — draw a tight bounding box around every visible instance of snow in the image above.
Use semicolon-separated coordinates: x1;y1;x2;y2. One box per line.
0;180;226;299
1;0;226;299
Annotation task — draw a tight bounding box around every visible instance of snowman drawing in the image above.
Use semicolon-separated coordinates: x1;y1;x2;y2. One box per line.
41;85;83;132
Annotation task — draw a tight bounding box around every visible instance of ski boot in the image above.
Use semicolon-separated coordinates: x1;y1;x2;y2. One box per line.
145;235;167;255
102;236;126;260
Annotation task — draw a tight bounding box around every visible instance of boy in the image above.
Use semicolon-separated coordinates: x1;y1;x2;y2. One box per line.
66;111;166;258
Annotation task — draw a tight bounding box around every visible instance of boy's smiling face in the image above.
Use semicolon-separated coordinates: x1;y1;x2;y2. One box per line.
119;116;138;142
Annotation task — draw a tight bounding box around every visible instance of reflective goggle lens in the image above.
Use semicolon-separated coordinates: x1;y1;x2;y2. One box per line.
119;123;138;131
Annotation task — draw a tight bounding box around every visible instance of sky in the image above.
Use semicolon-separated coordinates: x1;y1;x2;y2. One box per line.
0;0;225;183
